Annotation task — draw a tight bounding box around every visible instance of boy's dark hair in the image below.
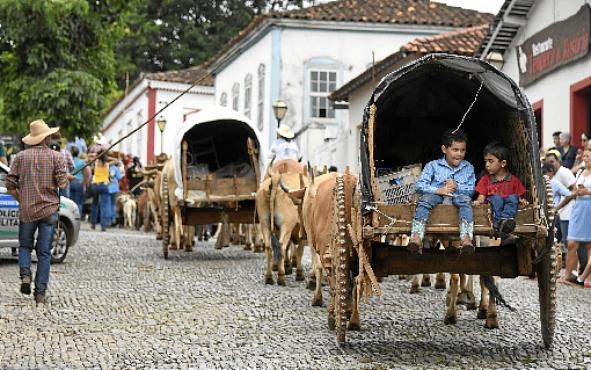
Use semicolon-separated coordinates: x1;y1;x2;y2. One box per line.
542;162;554;174
483;141;510;162
552;131;562;137
441;129;467;147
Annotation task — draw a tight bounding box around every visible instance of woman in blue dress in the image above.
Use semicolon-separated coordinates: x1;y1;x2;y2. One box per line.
563;147;591;288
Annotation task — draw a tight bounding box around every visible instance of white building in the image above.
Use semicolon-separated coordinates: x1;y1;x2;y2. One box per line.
477;0;591;149
101;65;214;164
210;0;491;171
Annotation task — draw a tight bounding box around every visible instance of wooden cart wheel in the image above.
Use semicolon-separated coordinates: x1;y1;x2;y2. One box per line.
332;175;352;344
537;176;557;349
161;174;170;259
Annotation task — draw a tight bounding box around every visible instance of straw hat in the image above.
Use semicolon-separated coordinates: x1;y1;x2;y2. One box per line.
22;120;60;145
277;124;294;139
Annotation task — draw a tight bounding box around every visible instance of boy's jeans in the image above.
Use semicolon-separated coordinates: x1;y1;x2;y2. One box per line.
413;193;473;239
18;212;58;296
487;194;519;228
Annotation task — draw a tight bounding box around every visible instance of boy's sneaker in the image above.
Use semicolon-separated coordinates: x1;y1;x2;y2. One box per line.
20;276;32;295
460;235;475;253
407;234;423;254
500;219;516;234
34;294;48;305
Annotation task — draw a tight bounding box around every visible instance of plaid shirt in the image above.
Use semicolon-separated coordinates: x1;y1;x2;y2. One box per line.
6;145;68;223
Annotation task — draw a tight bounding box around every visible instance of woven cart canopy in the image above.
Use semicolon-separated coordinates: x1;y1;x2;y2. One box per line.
359;53;542;211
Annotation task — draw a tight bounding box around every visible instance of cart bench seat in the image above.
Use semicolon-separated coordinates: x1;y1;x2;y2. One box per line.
368;204;544;237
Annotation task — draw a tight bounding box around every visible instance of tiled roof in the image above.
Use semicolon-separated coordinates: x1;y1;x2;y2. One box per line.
331;24;489;101
147;62;214;86
211;1;492;71
401;23;490;55
274;0;493;27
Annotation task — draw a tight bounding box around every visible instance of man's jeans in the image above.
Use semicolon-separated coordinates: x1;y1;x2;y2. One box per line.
69;179;84;216
18;213;58;296
415;193;473;223
487;194;519;228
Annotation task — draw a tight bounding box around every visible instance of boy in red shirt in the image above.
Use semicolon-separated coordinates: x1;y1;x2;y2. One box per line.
473;142;528;236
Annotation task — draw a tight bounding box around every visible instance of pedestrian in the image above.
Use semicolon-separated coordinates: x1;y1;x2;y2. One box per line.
90;154;111;231
268;124;301;162
473;142;528;242
108;156;123;226
5;120;68;304
407;129;476;253
550;131;562;153
127;156;144;196
69;145;87;215
559;132;577;169
545;149;577;258
562;147;591;287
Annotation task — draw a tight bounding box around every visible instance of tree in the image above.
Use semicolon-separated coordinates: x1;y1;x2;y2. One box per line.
114;0;308;88
0;0;121;139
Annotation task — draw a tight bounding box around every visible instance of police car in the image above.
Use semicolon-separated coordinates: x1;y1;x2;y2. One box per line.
0;162;80;263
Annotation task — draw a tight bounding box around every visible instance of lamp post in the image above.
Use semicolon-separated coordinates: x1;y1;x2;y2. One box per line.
157;116;167;154
485;51;505;70
272;100;288;128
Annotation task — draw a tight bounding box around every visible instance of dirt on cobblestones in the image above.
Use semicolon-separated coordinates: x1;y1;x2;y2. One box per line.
1;226;590;370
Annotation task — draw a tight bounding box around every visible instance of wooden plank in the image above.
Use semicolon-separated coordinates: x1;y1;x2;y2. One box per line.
184;207;256;225
186;177;257;196
516;241;534;276
182;141;188;200
371;243;520;278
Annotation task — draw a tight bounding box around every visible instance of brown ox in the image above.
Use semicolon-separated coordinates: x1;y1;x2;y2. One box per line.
256;171;305;286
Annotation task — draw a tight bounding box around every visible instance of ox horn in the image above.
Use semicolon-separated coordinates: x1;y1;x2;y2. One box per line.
279;176;306;204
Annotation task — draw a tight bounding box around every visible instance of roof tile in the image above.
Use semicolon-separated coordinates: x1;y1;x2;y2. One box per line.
401;23;490;55
146;62;214;86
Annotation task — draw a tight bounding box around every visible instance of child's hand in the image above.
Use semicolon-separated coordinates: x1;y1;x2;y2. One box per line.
519;198;529;206
472;200;482;206
445;179;457;192
436;187;453;196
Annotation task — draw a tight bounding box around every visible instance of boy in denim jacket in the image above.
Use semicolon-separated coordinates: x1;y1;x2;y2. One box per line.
408;129;476;254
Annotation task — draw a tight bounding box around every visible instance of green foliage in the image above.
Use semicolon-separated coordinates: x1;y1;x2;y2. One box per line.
0;0;119;139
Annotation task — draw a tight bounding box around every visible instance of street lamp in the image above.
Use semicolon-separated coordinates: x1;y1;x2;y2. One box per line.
272;100;288;128
485;51;505;70
157;116;167;154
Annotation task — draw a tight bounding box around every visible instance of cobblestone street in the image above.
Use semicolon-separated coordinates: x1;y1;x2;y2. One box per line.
1;226;590;370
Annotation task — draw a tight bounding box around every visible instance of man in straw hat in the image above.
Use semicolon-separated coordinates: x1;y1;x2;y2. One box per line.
268;123;301;163
6;119;69;305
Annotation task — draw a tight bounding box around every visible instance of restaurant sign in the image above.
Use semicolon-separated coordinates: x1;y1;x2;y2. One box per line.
516;4;590;87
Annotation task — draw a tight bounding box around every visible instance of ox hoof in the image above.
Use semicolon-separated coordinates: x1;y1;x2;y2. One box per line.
284;268;293;276
477;308;488;320
295;271;305;281
254;245;264;253
398;275;407;280
347;321;361;331
243;244;252;251
435;281;446;290
457;292;468;305
265;276;274;285
421;279;432;287
277;275;286;286
272;263;278;272
485;316;499;329
466;301;477;310
377;277;384;283
327;315;336;330
306;279;316;290
409;285;420;294
444;315;457;325
169;245;178;250
311;297;323;307
156;235;163;241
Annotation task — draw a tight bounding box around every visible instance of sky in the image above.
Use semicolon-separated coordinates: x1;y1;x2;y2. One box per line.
433;0;505;15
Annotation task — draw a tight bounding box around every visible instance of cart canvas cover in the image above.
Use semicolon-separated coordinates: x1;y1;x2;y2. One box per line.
359;54;544;211
172;106;264;200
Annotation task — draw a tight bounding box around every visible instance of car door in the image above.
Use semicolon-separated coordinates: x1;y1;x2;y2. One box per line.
0;163;20;245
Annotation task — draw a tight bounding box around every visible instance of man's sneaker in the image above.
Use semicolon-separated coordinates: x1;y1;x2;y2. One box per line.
461;235;475;253
500;219;516;234
34;294;47;305
20;276;32;295
407;234;423;254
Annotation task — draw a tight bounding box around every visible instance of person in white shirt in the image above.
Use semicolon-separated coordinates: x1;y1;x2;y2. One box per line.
268;124;301;162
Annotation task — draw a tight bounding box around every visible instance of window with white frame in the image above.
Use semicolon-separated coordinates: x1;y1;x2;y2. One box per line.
232;83;239;111
244;74;252;118
257;64;265;131
220;92;227;107
309;70;337;119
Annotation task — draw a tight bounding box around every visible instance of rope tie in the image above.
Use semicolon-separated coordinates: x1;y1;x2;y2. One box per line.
451;80;484;134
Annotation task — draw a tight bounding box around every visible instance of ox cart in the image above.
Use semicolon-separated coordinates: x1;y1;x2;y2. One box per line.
329;55;557;348
160;106;262;258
